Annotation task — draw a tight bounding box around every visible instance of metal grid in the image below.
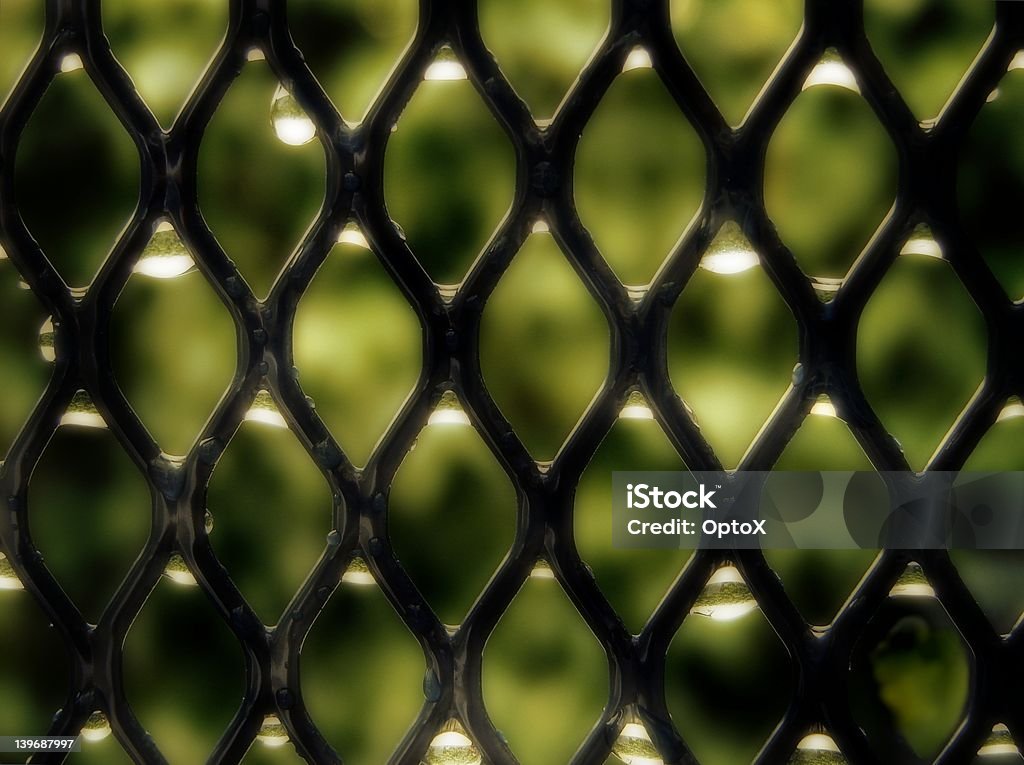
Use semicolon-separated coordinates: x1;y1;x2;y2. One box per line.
1;0;1022;763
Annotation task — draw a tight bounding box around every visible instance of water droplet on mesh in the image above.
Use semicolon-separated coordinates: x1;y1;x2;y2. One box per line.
39;317;56;362
899;223;945;261
700;221;760;275
0;552;25;591
337;221;370;249
889;562;935;599
612;721;663;765
803;48;860;94
80;711;112;742
245;390;288;429
978;723;1019;757
690;565;758;621
620;390;655;420
428;390;471;427
790;732;847;764
60;54;84;74
622;46;653;73
271;84;317;146
163;553;198;587
425;720;481;765
60;390;106;430
424;45;468;81
134;222;196;279
342;556;375;586
257;714;290;747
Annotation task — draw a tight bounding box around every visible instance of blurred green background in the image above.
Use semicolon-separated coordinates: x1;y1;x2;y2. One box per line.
1;0;1023;763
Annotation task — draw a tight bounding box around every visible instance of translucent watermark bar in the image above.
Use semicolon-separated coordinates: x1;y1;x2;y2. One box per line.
612;471;1024;549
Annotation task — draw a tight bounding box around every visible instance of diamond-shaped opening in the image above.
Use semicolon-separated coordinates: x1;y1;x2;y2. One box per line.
198;62;325;299
484;578;607;764
949;550;1024;636
111;228;236;455
124;580;244;763
666;585;793;765
575;417;690;633
575;66;705;286
293;233;422;467
765;82;897;281
668;251;797;468
859;255;986;469
959;64;1024;302
206;421;331;625
389;418;516;625
102;0;228;127
15;67;139;289
480;232;608;460
0;266;51;458
0;580;70;743
0;1;42;105
766;408;883;623
301;574;423;764
670;0;803;126
384;65;515;285
28;426;150;623
288;0;416;124
479;0;608;120
865;0;993;122
849;576;970;761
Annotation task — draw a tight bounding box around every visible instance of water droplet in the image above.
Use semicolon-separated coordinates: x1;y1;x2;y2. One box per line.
1008;50;1024;73
690;565;758;622
39;317;56;362
246;47;265;62
342;556;375;586
60;390;106;430
889;562;935;599
80;711;112;742
811;276;844;301
257;714;290;747
134;221;196;279
204;510;214;534
60;54;84;74
337;221;370;249
531;218;550;234
425;720;481;765
622;46;654;73
620;390;655;420
997;396;1024;423
245;390;288;429
612;721;663;765
424;45;468;81
271;84;317;146
438;283;461;303
803;48;860;94
162;553;198;587
790;732;846;764
530;558;556;580
899;223;945;261
0;552;25;591
978;723;1019;757
428;390;471;427
700;221;760;275
810;395;839;418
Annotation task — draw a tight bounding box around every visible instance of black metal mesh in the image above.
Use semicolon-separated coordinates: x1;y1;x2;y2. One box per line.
1;0;1022;763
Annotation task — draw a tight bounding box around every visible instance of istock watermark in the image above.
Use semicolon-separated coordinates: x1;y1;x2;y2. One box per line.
612;471;1024;550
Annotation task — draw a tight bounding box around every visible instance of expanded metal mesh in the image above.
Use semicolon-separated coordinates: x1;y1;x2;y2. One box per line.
1;0;1023;763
